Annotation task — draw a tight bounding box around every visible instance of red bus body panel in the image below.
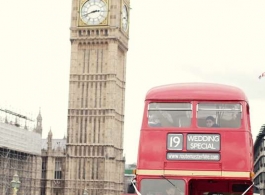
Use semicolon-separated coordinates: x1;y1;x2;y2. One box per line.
146;83;248;102
137;130;252;172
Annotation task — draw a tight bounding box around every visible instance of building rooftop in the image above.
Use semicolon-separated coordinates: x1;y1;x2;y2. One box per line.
42;139;66;150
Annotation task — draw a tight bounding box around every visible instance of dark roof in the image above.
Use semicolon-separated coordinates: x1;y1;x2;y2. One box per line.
254;124;265;150
146;83;248;101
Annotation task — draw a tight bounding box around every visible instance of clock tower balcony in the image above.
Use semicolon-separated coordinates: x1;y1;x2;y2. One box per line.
70;27;129;51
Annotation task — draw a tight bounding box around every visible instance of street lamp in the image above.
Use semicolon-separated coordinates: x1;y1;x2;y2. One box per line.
83;189;88;195
11;173;21;195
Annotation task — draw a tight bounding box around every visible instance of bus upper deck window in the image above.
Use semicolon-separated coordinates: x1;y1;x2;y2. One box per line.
197;103;242;128
148;103;192;127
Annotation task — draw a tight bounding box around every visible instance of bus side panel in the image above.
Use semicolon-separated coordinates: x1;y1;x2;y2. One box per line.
221;131;252;172
137;130;167;169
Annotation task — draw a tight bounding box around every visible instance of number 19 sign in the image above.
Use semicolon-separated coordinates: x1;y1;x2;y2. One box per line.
167;134;183;150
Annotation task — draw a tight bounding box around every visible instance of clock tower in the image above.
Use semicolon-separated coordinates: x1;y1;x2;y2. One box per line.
65;0;130;195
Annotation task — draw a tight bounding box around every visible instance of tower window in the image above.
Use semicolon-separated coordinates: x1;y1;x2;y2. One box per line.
54;158;62;179
42;157;47;179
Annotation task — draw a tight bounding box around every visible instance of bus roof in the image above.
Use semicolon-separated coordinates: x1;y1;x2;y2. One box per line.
146;83;248;101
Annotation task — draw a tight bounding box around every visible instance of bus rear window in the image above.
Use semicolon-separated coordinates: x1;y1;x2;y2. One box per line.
197;103;242;128
148;103;192;127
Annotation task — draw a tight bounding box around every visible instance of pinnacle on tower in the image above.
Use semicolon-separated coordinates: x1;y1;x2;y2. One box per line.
47;127;53;152
48;127;52;137
37;108;42;120
24;120;28;130
35;108;43;134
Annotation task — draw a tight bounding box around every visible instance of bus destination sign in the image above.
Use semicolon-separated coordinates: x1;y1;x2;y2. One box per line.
186;134;220;151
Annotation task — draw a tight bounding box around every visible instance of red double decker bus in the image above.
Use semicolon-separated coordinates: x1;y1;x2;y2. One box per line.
129;83;254;195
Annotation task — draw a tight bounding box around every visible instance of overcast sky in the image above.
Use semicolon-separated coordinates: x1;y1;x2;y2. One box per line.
0;0;265;164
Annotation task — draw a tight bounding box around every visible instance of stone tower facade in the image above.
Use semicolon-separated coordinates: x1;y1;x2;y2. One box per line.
64;0;130;195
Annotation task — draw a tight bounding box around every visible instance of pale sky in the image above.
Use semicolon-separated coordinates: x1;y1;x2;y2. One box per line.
1;0;265;164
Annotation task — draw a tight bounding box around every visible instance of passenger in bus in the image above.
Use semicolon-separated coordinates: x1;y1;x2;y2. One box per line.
165;186;183;195
157;111;175;127
148;114;161;127
206;116;220;127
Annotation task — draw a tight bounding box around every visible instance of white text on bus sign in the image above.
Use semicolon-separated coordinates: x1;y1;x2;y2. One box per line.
187;134;220;151
167;134;183;150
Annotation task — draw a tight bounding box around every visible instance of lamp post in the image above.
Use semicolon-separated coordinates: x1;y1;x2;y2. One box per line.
11;173;21;195
83;189;88;195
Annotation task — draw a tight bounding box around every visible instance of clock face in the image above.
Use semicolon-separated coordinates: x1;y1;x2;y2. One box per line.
80;0;108;25
122;5;128;32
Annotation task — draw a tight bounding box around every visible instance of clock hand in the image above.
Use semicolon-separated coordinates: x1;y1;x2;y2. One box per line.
82;10;100;17
89;10;100;14
90;10;108;13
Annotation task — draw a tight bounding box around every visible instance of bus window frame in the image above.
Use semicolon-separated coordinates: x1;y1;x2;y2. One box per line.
144;101;247;129
147;102;192;128
196;102;243;129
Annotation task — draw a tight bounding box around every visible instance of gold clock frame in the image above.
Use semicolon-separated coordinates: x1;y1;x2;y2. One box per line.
78;0;109;27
